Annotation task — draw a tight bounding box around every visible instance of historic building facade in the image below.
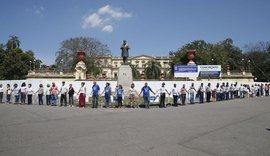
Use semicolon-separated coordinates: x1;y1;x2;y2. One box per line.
98;55;172;79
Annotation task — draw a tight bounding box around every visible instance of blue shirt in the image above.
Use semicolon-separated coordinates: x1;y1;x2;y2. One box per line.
104;86;111;96
141;86;152;96
92;84;100;96
117;88;123;97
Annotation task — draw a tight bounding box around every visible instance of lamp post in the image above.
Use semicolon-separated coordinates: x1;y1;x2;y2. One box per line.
33;59;36;72
248;60;251;71
29;61;32;71
211;58;214;65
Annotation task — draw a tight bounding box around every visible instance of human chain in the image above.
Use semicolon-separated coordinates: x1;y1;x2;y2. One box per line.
0;82;269;108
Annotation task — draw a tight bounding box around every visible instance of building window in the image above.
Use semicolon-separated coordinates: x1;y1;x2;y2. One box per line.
142;60;145;63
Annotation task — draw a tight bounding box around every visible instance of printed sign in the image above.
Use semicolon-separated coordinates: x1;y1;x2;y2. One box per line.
174;65;198;77
174;65;221;78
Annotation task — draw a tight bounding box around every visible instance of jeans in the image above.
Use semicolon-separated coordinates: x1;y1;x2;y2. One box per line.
6;94;11;103
143;95;150;108
92;95;99;108
51;95;57;106
105;94;110;108
38;94;43;105
190;93;195;104
199;92;204;103
15;95;20;103
69;94;74;106
181;94;186;105
117;96;123;108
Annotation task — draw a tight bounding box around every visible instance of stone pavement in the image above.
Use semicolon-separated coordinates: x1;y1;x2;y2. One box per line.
0;97;270;156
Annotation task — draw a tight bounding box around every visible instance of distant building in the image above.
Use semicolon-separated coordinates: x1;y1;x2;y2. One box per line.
98;55;172;79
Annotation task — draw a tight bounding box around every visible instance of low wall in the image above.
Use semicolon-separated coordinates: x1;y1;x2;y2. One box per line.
0;79;267;103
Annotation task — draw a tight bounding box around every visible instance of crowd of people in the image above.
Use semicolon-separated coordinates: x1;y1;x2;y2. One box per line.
0;81;269;109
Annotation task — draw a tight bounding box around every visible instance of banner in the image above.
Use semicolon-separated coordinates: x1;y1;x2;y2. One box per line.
174;65;221;78
174;65;198;77
198;65;221;78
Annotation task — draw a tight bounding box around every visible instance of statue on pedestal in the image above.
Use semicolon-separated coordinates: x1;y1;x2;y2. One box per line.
75;51;87;80
120;40;130;64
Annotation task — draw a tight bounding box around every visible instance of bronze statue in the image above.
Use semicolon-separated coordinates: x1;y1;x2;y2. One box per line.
120;40;129;64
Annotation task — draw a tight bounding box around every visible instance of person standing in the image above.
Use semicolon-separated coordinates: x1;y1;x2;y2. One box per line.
35;84;44;105
13;83;20;104
156;82;170;108
0;84;3;103
68;84;75;107
50;82;59;106
139;82;155;109
229;84;235;99
45;84;51;105
198;83;205;103
6;84;12;104
78;82;86;107
91;81;100;108
20;82;27;104
116;85;124;108
205;83;212;103
171;83;179;106
27;84;34;105
180;84;188;105
101;82;112;108
188;83;196;104
59;81;68;107
127;83;139;108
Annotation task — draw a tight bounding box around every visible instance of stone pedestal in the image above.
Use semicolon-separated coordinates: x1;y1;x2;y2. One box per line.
117;64;133;94
75;61;87;80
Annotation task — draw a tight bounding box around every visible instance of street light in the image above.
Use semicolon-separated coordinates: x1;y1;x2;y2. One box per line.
248;60;251;71
33;59;36;72
29;61;32;71
211;58;214;65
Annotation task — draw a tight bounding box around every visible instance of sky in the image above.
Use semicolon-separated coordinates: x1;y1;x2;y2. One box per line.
1;0;270;65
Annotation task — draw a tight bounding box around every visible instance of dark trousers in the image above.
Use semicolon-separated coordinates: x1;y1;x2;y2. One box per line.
105;94;110;108
230;91;234;99
199;92;204;103
27;94;32;105
46;95;51;105
160;93;166;108
173;95;178;106
181;94;186;105
38;94;43;105
15;95;20;103
92;95;99;108
21;93;26;104
0;92;3;103
60;94;67;106
206;92;211;102
7;94;11;103
117;96;123;108
68;94;74;106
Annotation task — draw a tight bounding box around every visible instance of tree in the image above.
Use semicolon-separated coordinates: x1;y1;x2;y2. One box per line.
144;60;161;79
170;38;243;72
55;37;111;76
129;64;140;80
7;35;20;50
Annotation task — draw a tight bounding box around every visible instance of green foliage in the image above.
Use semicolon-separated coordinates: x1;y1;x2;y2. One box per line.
129;64;140;80
170;38;243;71
0;36;41;80
144;60;161;79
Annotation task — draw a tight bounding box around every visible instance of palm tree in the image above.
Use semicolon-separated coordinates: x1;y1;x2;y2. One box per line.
7;35;20;50
144;60;161;79
129;64;140;80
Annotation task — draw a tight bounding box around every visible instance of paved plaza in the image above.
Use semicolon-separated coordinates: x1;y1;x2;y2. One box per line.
0;97;270;156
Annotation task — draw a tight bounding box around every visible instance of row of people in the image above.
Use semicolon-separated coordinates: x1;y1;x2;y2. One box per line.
0;82;269;108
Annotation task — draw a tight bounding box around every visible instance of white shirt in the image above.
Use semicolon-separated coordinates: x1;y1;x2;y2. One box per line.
20;86;27;93
27;87;34;95
79;86;86;94
45;87;51;95
13;87;20;95
129;88;137;95
159;87;167;94
0;87;3;93
171;87;178;95
60;85;68;94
